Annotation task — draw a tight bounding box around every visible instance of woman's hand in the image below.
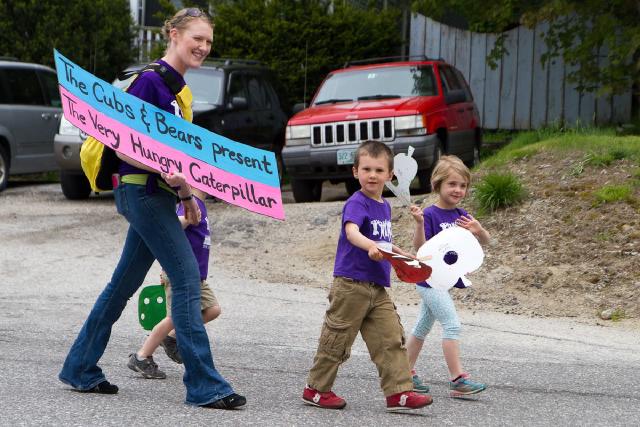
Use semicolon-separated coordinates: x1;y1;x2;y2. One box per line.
161;171;188;188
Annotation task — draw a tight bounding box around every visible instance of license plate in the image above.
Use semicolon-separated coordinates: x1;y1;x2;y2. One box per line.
337;149;356;165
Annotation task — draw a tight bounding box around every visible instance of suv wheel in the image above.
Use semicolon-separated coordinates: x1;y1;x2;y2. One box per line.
291;178;322;203
417;143;443;193
60;171;91;200
0;145;8;192
344;178;360;195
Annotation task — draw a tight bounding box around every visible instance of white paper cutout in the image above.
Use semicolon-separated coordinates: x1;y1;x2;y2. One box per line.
385;146;417;206
416;227;484;290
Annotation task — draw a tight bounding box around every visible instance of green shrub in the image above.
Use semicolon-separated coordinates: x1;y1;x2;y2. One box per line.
593;185;633;205
474;173;525;212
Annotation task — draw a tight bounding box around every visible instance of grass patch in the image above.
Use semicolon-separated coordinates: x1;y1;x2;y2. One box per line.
474;172;525;213
593;184;634;205
10;171;60;183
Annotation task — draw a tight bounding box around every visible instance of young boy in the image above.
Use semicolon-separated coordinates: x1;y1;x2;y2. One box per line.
128;188;221;379
302;141;433;412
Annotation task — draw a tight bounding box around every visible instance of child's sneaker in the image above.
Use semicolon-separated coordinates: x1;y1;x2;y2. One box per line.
127;353;166;379
386;391;432;412
160;335;183;364
449;373;486;397
302;386;346;409
412;374;430;394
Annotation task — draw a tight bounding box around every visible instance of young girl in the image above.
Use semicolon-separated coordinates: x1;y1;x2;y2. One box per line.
59;8;246;409
407;155;490;397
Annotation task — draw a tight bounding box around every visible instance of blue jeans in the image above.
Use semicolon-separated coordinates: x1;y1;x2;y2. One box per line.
411;286;461;341
59;183;234;405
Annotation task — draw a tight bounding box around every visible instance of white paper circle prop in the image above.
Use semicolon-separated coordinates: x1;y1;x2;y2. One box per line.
416;227;484;290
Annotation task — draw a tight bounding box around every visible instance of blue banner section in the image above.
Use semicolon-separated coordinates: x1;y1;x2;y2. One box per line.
53;50;279;188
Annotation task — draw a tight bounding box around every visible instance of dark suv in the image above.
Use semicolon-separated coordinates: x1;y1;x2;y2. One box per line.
282;57;481;202
0;58;62;192
55;58;289;199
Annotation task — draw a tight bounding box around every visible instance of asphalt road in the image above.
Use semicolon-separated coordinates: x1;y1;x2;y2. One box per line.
1;183;639;426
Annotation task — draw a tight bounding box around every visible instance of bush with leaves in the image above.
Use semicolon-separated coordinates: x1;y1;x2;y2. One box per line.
0;0;134;81
209;0;402;110
474;172;525;213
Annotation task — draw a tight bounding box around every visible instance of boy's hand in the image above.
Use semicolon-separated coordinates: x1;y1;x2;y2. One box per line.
456;214;482;235
368;245;384;261
410;205;424;224
182;198;201;226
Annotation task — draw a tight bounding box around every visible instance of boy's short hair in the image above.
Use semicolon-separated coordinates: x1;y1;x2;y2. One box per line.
353;140;394;170
430;155;471;193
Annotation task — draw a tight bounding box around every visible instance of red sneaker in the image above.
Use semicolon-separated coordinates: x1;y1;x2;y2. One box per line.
302;386;347;409
386;391;433;412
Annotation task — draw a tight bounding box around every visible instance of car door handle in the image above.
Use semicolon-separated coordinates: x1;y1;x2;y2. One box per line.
466;107;474;111
41;113;52;120
456;109;464;113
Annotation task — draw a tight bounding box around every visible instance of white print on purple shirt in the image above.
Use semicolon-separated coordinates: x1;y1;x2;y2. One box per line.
371;219;392;240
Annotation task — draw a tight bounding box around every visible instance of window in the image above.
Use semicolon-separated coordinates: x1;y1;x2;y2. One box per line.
38;70;62;107
227;73;247;101
439;66;464;93
247;75;267;109
3;68;45;105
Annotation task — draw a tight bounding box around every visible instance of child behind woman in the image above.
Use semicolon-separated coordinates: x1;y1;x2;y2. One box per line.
407;155;490;397
128;188;220;379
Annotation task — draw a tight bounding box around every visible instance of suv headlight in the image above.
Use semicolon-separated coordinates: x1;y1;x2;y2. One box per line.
394;114;427;136
58;116;81;136
285;125;311;146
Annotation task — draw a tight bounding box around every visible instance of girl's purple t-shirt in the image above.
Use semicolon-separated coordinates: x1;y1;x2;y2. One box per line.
333;191;393;287
177;196;210;280
118;59;186;176
418;204;469;289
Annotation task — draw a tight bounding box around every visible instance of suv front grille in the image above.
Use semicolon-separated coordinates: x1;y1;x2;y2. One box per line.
311;118;394;147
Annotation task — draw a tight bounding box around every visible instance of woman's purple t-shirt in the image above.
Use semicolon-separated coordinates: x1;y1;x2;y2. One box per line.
333;191;393;287
418;204;469;289
176;196;210;280
118;59;186;177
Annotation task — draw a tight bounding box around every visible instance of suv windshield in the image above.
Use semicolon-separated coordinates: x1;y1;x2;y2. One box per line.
113;68;224;106
313;65;437;105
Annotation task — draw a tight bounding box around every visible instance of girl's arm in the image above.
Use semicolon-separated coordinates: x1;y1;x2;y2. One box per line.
344;222;384;261
410;205;426;251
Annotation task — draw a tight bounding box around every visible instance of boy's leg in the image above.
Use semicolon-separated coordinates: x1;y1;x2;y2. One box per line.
359;285;413;397
139;316;174;358
306;277;369;392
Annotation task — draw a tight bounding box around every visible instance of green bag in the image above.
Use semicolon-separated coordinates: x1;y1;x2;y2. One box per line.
138;285;167;331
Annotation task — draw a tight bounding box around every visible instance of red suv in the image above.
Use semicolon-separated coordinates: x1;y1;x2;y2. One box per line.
282;57;481;202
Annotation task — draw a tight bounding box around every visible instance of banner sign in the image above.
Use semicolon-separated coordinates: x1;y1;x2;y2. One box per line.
53;50;284;220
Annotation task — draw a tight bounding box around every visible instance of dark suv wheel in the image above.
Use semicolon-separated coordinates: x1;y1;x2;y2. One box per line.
60;171;91;200
0;144;8;191
291;179;322;202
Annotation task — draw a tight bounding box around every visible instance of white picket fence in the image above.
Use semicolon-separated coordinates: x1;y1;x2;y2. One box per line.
410;14;632;130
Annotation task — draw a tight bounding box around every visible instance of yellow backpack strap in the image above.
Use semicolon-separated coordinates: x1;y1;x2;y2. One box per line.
175;85;193;123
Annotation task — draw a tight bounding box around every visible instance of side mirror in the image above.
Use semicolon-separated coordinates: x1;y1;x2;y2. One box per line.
292;102;307;115
444;89;467;105
228;97;248;110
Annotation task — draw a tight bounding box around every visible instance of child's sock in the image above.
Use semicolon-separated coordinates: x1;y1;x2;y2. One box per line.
135;353;147;361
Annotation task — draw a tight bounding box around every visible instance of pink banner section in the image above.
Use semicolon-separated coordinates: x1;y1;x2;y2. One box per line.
60;86;285;220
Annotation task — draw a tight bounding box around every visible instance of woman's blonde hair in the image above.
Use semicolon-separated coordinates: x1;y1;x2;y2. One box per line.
162;8;213;47
430;155;471;193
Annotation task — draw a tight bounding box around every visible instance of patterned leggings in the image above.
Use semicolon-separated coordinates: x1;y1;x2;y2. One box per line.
411;286;461;341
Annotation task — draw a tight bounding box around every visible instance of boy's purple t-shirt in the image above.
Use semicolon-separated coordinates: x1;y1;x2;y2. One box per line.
177;196;210;280
119;59;186;176
418;204;469;289
333;191;393;287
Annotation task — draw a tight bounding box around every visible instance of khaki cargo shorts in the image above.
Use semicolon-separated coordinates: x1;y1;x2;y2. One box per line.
160;271;219;314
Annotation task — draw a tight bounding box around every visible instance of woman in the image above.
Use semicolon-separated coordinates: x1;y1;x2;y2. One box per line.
59;8;246;410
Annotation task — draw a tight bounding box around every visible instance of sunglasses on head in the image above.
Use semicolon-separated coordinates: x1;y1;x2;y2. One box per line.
182;8;207;18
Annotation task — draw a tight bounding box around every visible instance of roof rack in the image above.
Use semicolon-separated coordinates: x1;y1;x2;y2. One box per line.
205;58;264;67
343;55;443;68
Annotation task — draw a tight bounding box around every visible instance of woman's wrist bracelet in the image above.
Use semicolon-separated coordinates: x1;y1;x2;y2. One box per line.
179;194;193;201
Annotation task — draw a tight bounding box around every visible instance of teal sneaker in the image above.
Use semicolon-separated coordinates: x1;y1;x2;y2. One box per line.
412;374;430;394
449;373;486;397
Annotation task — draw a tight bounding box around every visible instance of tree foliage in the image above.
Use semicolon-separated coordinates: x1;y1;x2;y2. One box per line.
413;0;640;96
209;0;402;109
0;0;134;81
